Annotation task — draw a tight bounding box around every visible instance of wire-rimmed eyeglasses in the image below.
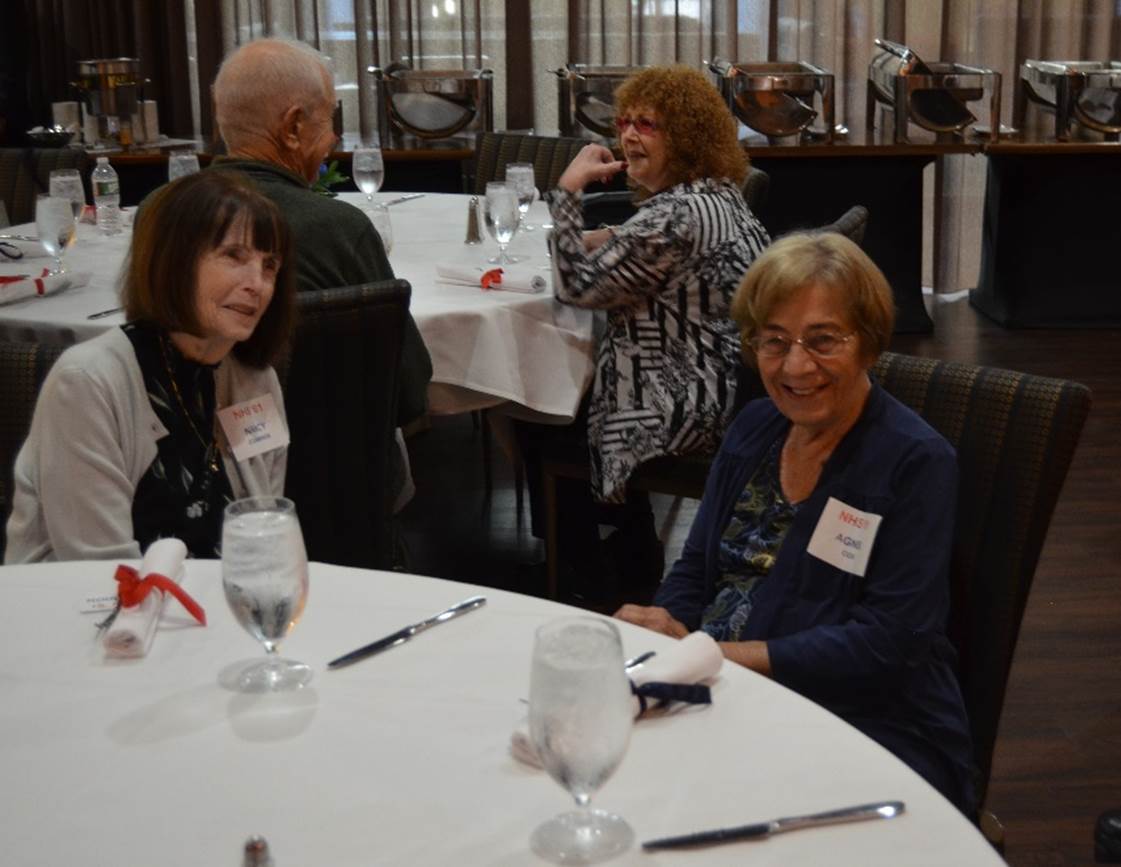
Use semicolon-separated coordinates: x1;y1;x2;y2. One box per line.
748;331;857;359
614;115;659;135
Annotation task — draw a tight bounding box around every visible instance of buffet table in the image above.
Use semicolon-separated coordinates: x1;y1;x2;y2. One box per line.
0;560;1004;866
0;193;594;420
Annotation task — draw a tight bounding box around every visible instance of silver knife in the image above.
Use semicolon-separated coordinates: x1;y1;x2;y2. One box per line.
87;306;124;320
641;800;905;850
327;595;486;669
385;193;425;206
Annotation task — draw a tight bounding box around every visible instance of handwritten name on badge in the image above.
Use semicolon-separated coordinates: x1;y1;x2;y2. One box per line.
806;496;883;577
217;393;289;463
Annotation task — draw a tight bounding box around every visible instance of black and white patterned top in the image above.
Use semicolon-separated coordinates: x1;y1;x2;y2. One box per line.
549;178;770;502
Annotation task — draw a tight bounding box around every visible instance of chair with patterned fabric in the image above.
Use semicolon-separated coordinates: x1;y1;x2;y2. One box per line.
821;204;870;246
0;340;65;560
471;132;594;196
741;164;770;214
869;351;1089;845
280;279;411;570
0;148;90;226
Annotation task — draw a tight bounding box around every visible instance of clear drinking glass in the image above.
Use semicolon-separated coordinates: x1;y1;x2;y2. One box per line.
506;163;538;231
221;496;312;692
48;169;85;226
35;195;76;273
366;203;393;255
485;181;521;265
352;147;385;202
167;151;201;182
529;617;634;864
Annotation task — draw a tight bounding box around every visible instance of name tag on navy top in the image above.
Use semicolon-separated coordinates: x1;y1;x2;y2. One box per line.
217;393;289;462
806;496;883;577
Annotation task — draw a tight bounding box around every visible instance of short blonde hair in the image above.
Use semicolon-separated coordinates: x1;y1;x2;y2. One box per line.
614;65;748;186
731;232;895;366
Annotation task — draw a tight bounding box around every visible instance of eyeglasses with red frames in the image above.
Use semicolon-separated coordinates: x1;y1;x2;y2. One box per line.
613;115;659;135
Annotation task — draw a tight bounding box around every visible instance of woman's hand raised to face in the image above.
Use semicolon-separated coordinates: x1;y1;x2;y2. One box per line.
613;604;689;639
557;144;628;194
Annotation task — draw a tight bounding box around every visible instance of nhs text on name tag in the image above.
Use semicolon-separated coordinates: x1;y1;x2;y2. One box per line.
217;393;289;463
806;496;883;577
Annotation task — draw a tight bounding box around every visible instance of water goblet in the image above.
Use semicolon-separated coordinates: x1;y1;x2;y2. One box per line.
167;151;201;182
353;147;385;202
506;163;538;231
529;616;635;864
366;203;393;255
35;195;76;273
48;169;85;226
221;496;312;693
485;181;521;265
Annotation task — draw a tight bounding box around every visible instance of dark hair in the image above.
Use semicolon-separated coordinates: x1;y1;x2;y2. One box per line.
122;170;296;367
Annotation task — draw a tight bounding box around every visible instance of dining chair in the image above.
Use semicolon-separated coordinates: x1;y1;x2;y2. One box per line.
742;164;770;213
0;339;64;560
279;279;411;570
821;204;870;245
0;148;89;226
471;132;593;196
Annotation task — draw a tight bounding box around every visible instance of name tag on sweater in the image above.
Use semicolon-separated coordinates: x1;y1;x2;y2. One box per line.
217;394;289;462
806;496;882;577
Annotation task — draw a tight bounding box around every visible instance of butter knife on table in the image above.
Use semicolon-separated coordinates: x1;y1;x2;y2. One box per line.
327;595;486;669
642;800;905;850
385;193;425;207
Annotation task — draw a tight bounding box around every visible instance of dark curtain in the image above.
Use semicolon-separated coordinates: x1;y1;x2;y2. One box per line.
18;0;194;138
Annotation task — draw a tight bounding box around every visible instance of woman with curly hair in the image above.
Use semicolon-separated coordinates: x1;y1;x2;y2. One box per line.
528;65;770;595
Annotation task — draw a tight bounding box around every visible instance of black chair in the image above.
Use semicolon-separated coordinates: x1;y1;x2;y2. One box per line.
0;340;64;560
471;131;592;195
280;280;411;569
0;148;89;226
742;164;770;213
821;204;870;245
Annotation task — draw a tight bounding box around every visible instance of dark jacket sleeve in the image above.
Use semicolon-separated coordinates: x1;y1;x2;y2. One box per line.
767;436;958;698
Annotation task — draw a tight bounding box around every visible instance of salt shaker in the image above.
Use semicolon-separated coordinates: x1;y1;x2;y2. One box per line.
242;835;274;867
465;195;482;245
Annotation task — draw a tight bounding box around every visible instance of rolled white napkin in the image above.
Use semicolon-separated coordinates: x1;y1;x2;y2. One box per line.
436;264;545;294
0;237;49;259
0;270;90;305
103;538;189;659
510;631;723;768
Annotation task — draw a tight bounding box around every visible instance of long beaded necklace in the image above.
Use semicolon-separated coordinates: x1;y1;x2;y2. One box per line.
158;334;222;476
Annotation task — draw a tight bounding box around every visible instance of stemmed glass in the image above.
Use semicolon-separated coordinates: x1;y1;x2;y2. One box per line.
353;146;385;202
366;203;393;255
35;195;76;273
221;496;312;692
48;169;85;227
506;163;538;231
529;617;634;864
484;181;521;265
167;151;201;181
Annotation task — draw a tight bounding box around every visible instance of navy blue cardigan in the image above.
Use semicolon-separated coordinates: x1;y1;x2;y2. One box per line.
655;384;977;813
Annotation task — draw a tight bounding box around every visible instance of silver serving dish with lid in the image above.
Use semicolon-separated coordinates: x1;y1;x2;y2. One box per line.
1016;60;1121;141
554;64;644;140
368;64;493;147
71;57;145;146
708;58;835;143
866;39;1001;142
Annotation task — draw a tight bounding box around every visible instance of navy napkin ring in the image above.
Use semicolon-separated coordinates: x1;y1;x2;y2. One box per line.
631;680;712;716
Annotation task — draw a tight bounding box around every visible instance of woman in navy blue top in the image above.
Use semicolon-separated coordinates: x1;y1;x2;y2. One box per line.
616;232;977;814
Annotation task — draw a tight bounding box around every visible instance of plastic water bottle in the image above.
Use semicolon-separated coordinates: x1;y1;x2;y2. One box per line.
91;156;121;236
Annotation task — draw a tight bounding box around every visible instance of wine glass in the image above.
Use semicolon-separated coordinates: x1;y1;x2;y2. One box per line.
221;496;312;693
35;195;76;273
352;147;385;202
167;151;201;182
506;163;538;231
485;181;521;265
366;203;393;255
529;617;634;864
48;169;85;227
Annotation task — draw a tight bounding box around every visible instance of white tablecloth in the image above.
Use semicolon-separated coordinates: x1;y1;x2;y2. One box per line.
0;193;594;419
0;560;1003;866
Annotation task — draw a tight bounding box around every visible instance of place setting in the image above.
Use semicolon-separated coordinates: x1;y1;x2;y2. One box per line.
0;183;92;306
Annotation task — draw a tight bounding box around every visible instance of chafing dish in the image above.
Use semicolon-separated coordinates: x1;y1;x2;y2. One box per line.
368;65;493;147
708;59;835;143
71;57;144;147
554;64;643;140
1016;60;1121;141
866;39;1001;143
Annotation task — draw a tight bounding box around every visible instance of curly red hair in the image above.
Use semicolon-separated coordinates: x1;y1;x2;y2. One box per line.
615;65;748;186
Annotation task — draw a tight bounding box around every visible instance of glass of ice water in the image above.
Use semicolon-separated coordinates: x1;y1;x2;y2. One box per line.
35;195;76;273
366;203;393;255
167;151;201;182
529;616;634;864
506;163;538;231
485;181;521;265
221;496;312;692
352;147;385;202
48;169;85;227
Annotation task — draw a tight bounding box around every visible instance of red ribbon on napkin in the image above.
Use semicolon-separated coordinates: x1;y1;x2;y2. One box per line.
0;267;50;294
114;563;207;626
480;267;503;289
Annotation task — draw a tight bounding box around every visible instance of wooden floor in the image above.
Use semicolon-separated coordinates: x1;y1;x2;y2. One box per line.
399;294;1121;866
